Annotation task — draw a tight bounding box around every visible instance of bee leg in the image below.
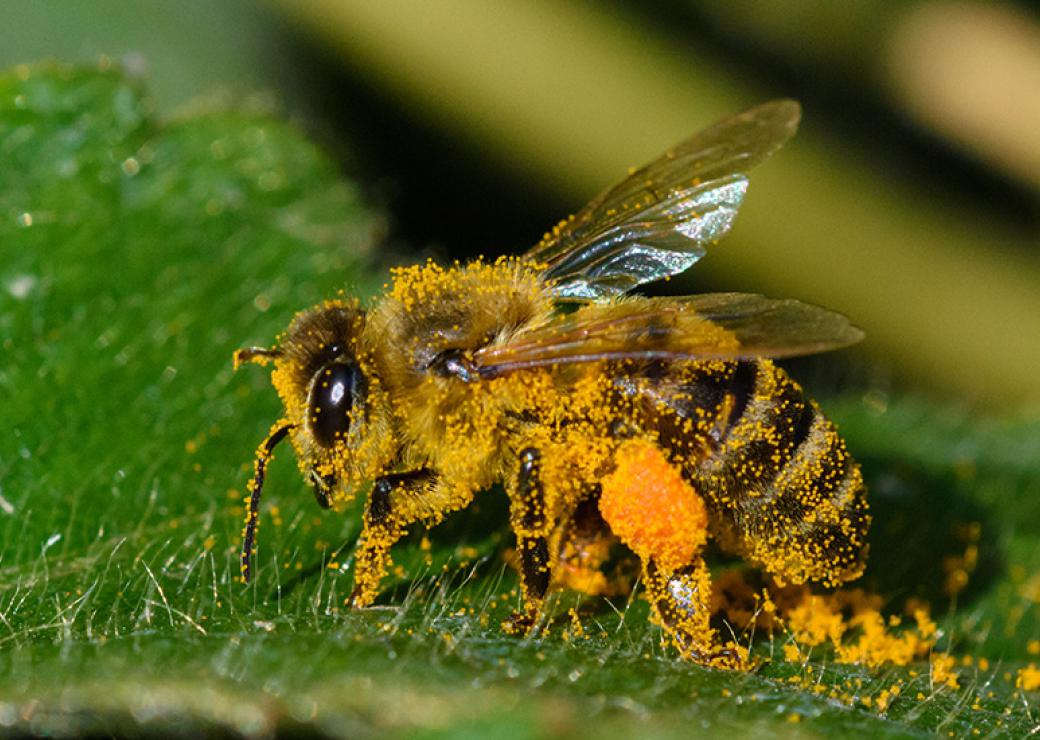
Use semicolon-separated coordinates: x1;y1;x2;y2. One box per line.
348;469;437;608
554;494;622;597
503;447;553;636
643;558;746;669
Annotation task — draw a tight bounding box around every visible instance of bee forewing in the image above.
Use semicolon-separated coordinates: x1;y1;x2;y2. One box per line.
683;293;865;358
525;100;802;300
473;293;862;377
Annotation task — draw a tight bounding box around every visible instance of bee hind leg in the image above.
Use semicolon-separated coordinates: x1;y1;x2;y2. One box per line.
643;558;746;669
503;447;554;636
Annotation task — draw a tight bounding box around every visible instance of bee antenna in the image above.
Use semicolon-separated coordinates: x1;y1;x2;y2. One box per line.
233;347;282;371
241;421;294;583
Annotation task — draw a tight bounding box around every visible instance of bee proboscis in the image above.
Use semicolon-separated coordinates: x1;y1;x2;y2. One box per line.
235;100;868;667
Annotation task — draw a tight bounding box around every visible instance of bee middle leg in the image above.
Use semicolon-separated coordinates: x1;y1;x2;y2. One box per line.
554;495;626;597
503;447;554;635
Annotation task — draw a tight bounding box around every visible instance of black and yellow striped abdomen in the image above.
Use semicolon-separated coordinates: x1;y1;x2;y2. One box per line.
621;359;869;587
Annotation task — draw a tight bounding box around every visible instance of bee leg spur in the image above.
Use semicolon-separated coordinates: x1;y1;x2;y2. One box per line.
644;559;745;669
348;469;435;608
503;447;553;636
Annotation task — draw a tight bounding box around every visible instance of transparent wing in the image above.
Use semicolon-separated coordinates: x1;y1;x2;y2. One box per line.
524;100;801;300
473;294;862;378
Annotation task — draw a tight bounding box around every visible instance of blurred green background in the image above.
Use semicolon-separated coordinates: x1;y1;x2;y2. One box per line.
5;0;1039;408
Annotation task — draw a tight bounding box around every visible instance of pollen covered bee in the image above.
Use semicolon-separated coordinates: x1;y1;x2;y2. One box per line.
235;100;869;667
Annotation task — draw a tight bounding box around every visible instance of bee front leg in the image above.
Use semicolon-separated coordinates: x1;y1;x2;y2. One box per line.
503;447;554;636
643;558;746;669
348;469;435;608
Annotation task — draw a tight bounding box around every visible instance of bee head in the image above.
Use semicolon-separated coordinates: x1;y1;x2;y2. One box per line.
235;299;396;507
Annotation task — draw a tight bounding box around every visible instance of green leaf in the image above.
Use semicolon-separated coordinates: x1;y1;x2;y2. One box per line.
1;63;1038;737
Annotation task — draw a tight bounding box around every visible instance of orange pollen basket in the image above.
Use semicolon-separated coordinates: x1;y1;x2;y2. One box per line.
598;439;708;573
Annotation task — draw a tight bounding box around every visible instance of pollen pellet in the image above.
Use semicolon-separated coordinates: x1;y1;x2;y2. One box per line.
599;439;708;572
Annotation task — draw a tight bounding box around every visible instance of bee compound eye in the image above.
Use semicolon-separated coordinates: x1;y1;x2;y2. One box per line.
308;361;364;448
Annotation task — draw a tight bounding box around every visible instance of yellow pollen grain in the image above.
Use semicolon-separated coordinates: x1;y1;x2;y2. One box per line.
1017;664;1040;691
931;653;960;690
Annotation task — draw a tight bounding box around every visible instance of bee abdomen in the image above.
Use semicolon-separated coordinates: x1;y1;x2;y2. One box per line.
690;360;869;586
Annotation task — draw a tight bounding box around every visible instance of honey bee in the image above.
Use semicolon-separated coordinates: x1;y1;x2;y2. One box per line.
234;100;869;667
